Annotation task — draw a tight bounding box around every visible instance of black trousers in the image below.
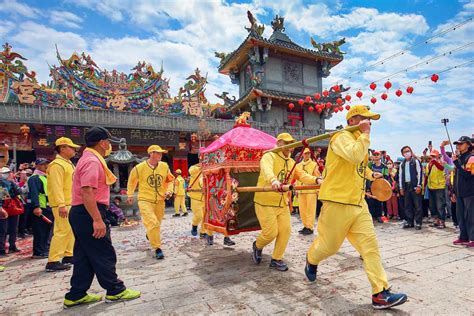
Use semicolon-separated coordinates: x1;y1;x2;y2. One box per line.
404;189;423;225
0;215;19;252
65;204;126;301
457;196;474;241
367;197;382;218
428;189;447;221
31;207;54;256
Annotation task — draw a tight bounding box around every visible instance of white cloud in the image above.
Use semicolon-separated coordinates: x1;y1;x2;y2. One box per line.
0;0;40;18
50;10;84;29
0;20;15;38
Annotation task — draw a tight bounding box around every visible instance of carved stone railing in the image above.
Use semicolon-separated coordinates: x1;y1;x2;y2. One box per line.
0;102;329;140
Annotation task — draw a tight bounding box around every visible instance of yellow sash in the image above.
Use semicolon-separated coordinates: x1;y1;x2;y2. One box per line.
84;148;117;185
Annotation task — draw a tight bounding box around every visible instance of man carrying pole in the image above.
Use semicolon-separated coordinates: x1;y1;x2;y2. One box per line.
296;148;321;235
252;133;322;272
304;105;407;310
127;145;174;259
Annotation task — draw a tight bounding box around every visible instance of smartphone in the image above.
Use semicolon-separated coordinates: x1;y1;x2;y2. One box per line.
428;141;432;146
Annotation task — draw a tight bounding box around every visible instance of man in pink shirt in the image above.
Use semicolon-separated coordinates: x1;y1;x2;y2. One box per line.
64;126;140;308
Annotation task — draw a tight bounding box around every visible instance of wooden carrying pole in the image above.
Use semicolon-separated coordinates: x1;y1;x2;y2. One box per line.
264;125;360;154
187;184;319;193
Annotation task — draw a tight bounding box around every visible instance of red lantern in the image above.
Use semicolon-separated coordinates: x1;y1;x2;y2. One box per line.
317;107;322;113
305;95;312;103
325;102;331;109
356;90;363;99
322;90;329;97
381;93;388;100
431;74;439;82
395;89;402;97
338;106;343;111
345;105;351;110
288;103;295;110
384;81;392;90
369;82;377;90
308;106;314;112
370;97;377;104
334;108;339;113
345;94;351;102
336;98;343;105
406;86;414;94
314;93;321;100
332;85;340;92
298;99;304;106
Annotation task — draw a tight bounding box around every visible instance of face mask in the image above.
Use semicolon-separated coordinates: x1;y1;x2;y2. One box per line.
403;152;412;159
104;143;112;157
1;174;9;180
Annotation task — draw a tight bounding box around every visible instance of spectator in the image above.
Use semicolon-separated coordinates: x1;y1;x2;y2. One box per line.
367;151;388;223
440;141;457;225
399;146;424;230
17;170;31;238
0;167;23;256
386;160;399;220
425;150;447;229
452;136;474;248
107;197;126;227
27;159;54;258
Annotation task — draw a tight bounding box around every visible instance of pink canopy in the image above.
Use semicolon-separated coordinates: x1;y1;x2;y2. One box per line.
200;126;276;154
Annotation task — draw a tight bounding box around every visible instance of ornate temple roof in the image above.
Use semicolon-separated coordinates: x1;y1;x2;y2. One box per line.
219;33;343;75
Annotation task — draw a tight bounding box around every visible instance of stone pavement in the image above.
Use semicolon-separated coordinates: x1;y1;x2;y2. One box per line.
1;209;473;315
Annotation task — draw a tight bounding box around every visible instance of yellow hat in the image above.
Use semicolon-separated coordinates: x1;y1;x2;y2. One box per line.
147;145;168;154
346;105;380;121
176;169;182;174
55;137;81;148
277;133;296;143
303;148;311;154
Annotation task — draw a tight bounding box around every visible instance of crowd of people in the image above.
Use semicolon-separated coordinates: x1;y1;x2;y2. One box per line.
0;107;472;309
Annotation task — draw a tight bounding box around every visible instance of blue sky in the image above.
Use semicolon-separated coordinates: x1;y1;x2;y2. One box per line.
0;0;472;158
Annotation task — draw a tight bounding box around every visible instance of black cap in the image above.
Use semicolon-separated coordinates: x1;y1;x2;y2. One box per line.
35;158;50;165
453;136;472;145
85;126;120;145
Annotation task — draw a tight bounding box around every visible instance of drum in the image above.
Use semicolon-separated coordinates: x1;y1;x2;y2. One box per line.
370;178;392;202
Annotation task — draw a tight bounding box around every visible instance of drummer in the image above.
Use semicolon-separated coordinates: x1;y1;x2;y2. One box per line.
304;105;407;310
252;133;322;272
296;148;321;235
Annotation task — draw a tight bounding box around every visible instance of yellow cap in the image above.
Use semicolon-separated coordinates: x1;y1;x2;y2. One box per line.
303;148;311;154
176;169;182;174
277;133;296;143
346;105;380;121
55;137;81;148
147;145;168;154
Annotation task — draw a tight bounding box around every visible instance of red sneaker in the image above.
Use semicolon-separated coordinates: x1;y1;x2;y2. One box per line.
466;241;474;248
453;239;469;245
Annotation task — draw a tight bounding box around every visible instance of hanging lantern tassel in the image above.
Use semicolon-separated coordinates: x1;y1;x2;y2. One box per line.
381;93;388;101
431;74;439;82
356;90;363;99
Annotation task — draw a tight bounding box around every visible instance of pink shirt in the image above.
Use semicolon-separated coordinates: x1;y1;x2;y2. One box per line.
72;150;110;206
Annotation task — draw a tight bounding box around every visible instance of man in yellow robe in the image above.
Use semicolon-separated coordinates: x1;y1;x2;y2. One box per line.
305;105;407;310
296;148;321;235
172;169;188;217
252;133;322;271
127;145;174;259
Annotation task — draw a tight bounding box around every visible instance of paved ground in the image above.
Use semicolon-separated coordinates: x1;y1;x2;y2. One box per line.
0;208;473;315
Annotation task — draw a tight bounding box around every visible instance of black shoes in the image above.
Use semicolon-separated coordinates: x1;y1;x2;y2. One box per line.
415;224;422;230
45;261;71;272
299;228;314;235
172;214;180;217
155;248;164;260
191;225;198;236
269;259;288;271
223;237;235;246
402;221;414;229
182;212;188;217
305;257;318;281
207;235;214;245
62;256;74;265
251;241;262;264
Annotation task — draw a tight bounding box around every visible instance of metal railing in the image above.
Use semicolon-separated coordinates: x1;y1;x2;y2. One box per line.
0;102;328;139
